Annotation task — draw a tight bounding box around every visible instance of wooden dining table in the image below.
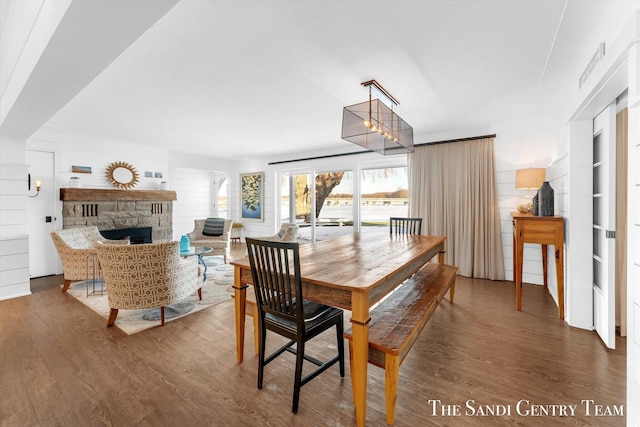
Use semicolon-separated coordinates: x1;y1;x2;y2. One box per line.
231;231;446;427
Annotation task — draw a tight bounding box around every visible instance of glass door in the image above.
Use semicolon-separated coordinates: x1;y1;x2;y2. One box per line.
314;170;353;241
359;166;409;234
279;170;353;242
280;172;314;241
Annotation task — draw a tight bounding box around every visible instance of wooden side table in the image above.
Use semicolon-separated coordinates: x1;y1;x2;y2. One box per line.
512;213;565;319
230;227;242;244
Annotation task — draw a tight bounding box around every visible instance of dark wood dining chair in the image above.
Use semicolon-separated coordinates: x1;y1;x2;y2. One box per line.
245;238;345;414
390;217;423;235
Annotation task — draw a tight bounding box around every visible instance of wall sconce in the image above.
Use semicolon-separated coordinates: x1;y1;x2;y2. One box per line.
28;173;41;198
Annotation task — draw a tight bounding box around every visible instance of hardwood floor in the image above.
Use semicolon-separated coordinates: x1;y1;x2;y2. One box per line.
1;243;625;426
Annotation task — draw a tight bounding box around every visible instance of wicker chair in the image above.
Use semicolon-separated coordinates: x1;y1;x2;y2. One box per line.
50;226;129;292
94;241;202;327
187;218;233;263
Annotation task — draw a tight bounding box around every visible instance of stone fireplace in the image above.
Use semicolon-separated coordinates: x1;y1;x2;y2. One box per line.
60;188;177;242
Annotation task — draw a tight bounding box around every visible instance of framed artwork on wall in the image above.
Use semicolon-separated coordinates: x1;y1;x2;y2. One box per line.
240;172;264;221
71;165;92;174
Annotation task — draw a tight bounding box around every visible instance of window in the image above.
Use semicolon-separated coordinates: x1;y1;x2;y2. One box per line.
360;166;408;233
277;159;407;242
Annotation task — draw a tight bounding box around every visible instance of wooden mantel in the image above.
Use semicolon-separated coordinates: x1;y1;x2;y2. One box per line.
60;188;177;202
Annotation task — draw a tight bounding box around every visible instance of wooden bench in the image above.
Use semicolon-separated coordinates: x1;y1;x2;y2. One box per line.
344;263;458;425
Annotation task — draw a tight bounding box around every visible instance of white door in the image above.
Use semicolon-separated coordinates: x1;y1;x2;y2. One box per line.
26;150;57;278
592;103;616;349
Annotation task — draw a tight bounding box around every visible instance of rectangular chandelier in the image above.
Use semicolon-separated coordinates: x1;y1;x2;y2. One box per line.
341;80;414;155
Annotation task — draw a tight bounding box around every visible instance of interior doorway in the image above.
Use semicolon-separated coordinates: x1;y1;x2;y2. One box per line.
615;106;628;337
26;150;57;278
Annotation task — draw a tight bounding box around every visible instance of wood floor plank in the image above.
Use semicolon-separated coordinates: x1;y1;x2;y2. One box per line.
0;245;625;426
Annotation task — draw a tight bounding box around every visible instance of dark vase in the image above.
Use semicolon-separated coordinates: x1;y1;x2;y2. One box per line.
532;192;539;216
538;181;554;216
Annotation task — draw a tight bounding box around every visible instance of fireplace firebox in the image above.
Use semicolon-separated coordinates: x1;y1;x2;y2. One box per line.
100;227;152;244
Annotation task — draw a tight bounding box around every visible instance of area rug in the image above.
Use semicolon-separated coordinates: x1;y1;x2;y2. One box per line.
66;256;234;335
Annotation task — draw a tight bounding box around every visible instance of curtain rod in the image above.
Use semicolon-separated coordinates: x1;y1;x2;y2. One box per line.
268;134;496;165
268;150;370;165
413;134;496;148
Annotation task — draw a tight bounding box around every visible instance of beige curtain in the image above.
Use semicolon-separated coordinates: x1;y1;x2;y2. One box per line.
408;137;504;280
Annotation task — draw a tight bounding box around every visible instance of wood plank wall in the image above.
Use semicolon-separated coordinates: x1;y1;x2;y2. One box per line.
0;163;30;300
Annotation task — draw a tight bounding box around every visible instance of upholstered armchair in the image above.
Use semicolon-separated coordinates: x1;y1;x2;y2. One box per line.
94;240;202;327
187;218;233;262
50;226;129;292
262;223;299;242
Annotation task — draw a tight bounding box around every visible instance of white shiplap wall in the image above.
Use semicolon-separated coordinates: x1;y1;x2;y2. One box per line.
627;41;640;427
171;168;216;240
0;163;30;300
498;169;547;285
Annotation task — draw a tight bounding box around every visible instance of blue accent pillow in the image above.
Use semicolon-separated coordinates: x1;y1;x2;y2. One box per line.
202;218;225;236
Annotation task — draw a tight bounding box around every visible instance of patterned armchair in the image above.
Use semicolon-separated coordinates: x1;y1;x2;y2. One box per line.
94;240;202;327
187;218;233;263
50;226;129;292
262;223;299;242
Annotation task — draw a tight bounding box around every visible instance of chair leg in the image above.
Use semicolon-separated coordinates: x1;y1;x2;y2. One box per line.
336;317;345;377
198;287;203;300
257;320;267;390
61;279;71;292
292;340;305;414
252;304;259;355
107;308;118;327
161;306;165;326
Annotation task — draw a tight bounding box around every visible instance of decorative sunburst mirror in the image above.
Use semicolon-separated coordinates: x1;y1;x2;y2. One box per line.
106;161;140;189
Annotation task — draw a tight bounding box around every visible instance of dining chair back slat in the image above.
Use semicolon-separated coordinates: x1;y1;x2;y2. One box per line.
390;217;423;235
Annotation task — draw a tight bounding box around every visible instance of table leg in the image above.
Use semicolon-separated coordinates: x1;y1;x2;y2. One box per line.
233;265;247;363
515;229;524;311
541;244;548;288
350;291;370;427
512;225;516;285
555;221;565;320
197;254;208;282
85;254;103;297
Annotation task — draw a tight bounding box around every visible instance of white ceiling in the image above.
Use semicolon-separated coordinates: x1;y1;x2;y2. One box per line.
29;0;639;160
